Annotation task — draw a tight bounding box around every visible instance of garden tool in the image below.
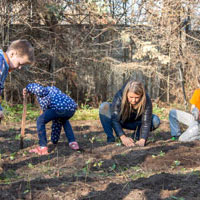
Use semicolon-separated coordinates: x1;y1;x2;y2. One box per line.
20;95;27;149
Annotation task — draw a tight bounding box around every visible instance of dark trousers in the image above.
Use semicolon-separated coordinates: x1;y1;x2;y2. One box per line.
37;109;76;147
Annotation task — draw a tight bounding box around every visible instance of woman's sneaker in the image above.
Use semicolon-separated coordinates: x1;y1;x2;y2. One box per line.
171;136;179;141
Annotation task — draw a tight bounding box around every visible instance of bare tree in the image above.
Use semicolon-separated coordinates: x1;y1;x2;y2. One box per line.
0;0;200;106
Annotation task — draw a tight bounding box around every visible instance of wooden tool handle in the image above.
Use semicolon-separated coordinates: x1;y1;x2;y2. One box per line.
20;95;27;149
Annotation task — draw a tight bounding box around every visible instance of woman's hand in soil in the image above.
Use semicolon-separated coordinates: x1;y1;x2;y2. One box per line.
120;135;135;147
135;138;146;147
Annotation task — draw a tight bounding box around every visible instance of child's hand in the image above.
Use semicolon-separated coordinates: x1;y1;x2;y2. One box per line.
0;111;4;120
23;88;28;98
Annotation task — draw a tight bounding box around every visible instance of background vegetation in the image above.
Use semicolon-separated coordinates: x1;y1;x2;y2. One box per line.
0;0;200;108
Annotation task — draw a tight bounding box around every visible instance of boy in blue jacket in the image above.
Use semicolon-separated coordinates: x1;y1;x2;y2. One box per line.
24;83;79;155
0;39;34;119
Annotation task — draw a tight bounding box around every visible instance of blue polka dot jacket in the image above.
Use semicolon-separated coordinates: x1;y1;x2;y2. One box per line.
26;83;77;112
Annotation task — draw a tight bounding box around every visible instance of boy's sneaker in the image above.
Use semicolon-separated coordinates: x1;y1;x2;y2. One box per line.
171;136;179;141
29;146;48;155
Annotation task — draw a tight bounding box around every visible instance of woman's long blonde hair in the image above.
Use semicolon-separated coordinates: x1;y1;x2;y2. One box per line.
120;81;146;122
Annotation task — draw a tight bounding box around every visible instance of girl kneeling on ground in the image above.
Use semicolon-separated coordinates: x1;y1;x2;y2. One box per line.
24;83;79;155
99;80;160;147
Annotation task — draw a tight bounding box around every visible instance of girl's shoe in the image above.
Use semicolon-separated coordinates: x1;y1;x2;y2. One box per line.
29;146;48;155
69;141;79;150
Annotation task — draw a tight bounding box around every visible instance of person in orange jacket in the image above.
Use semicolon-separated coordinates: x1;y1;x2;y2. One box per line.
169;76;200;142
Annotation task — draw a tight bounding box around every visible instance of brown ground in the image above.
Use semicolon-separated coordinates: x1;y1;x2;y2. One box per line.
0;119;200;200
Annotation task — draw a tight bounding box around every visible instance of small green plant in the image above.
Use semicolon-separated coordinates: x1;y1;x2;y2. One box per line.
159;151;165;156
109;163;116;171
131;171;146;180
95;137;104;142
82;158;93;176
93;160;104;168
15;134;21;140
171;160;181;169
169;196;185;200
24;174;31;195
174;160;181;166
152;151;165;158
180;168;186;172
89;136;95;144
28;163;34;169
10;152;16;161
116;138;122;146
89;136;96;153
23;189;30;194
131;165;142;172
22;151;28;157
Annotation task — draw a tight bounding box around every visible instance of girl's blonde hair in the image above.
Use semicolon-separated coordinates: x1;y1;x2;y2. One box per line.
120;81;146;122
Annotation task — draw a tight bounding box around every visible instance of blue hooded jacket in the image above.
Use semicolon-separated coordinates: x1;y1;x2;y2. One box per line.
0;50;10;111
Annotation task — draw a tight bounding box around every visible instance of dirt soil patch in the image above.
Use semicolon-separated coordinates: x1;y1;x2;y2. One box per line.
0;120;200;200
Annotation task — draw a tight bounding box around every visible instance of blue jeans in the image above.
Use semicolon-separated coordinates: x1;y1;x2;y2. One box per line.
99;102;160;142
169;109;200;141
37;109;76;147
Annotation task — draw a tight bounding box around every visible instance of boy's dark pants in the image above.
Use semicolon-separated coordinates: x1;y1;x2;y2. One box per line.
37;109;75;147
